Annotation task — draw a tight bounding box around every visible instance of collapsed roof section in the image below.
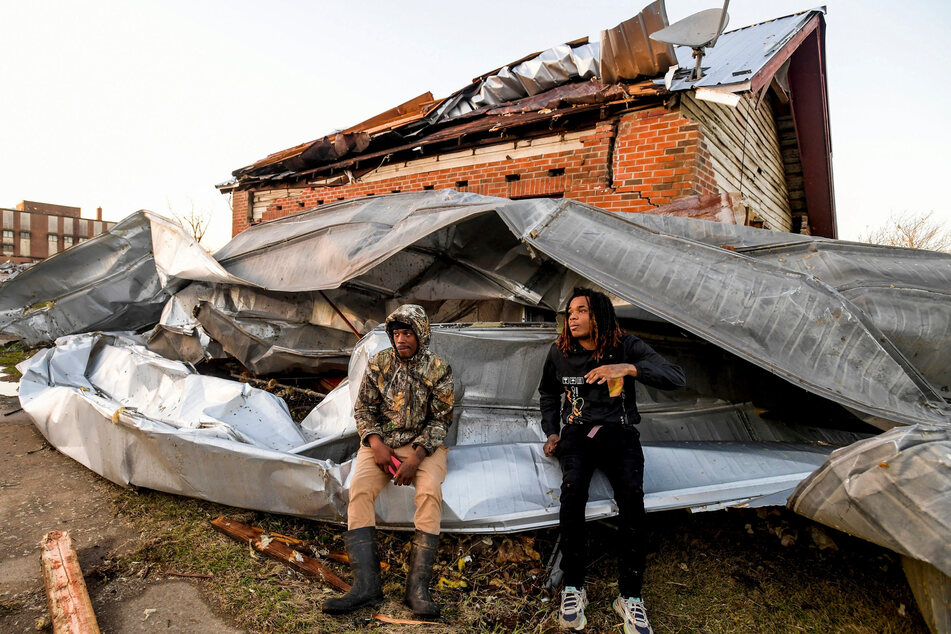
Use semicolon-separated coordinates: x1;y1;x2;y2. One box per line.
4;191;948;429
221;4;832;235
5;190;951;588
18;327;848;532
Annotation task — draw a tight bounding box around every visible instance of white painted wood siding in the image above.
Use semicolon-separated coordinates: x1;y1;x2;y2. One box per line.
680;92;792;231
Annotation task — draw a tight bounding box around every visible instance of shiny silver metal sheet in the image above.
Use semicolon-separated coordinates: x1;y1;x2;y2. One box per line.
19;327;844;533
9;191;951;565
0;213;170;346
662;10;821;91
499;198;950;428
789;424;951;577
434;43;601;121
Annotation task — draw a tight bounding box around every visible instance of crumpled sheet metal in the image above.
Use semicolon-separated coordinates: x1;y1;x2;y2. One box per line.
194;301;352;375
788;424;951;578
20;328;839;532
622;213;951;402
600;0;677;83
0;212;174;346
434;43;601;121
496;198;951;428
146;212;250;288
192;190;950;428
19;332;351;521
149;280;373;373
7;190;949;429
211;192;508;293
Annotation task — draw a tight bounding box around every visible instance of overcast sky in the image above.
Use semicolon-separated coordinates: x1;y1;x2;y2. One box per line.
2;1;949;250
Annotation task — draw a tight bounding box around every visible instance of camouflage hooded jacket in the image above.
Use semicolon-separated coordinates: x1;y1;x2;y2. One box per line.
354;304;454;455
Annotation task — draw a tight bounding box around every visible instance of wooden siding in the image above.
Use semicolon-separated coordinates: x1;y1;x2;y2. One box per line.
776;113;810;234
680;92;792;231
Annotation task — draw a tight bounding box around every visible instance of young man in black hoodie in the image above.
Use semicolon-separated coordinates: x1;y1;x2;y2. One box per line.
539;288;685;633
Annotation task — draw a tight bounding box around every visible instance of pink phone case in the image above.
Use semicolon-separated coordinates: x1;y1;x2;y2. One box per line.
387;455;402;476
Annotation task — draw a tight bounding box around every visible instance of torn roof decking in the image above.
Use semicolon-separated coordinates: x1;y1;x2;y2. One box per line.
232;81;659;186
228;8;829;188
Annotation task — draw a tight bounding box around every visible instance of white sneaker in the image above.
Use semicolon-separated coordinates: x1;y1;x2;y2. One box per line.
559;586;588;630
613;595;653;634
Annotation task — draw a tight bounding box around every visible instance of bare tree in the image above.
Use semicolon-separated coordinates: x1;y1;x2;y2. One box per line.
859;211;951;253
168;199;212;245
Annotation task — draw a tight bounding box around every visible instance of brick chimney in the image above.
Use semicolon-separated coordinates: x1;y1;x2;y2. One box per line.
96;206;102;221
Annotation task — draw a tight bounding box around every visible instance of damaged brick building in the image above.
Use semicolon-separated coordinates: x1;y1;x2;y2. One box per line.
220;6;834;240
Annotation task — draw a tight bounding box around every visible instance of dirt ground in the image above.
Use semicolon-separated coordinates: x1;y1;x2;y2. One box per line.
0;392;245;634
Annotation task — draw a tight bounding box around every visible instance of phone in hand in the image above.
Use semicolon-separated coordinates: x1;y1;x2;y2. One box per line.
387;455;402;476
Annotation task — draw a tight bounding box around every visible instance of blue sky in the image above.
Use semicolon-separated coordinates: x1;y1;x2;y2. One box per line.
2;1;949;249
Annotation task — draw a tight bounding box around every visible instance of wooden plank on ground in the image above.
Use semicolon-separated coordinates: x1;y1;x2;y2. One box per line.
40;530;101;634
210;516;351;592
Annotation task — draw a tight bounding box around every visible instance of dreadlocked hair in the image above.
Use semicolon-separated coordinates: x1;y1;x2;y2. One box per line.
556;287;623;360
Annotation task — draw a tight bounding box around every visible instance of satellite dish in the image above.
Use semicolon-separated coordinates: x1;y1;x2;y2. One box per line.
650;1;730;81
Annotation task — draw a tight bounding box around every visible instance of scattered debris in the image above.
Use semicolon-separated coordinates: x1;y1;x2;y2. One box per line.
161;571;214;579
210;516;350;592
325;550;390;572
372;613;441;625
495;537;541;565
436;577;468;591
40;530;100;634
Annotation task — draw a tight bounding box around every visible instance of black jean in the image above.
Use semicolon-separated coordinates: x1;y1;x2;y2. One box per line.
557;423;646;598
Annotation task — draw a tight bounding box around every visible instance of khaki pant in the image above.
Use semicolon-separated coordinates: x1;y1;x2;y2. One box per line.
347;444;448;534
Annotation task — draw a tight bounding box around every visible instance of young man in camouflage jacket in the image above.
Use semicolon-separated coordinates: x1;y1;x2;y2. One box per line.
323;304;454;619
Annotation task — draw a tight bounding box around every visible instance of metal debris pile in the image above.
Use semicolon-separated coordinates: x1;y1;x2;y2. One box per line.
2;190;950;629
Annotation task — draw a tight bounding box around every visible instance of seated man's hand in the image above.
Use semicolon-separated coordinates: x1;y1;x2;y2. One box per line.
585;363;636;384
393;446;428;486
368;434;396;475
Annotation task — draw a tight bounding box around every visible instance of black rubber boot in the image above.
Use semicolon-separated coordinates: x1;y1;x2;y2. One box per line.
403;530;440;618
322;527;384;614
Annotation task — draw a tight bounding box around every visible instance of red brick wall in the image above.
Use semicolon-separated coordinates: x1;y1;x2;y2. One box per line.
0;209;116;262
236;105;721;233
232;190;251;236
16;201;81;218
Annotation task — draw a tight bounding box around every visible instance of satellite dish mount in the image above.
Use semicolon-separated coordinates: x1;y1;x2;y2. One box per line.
649;1;730;81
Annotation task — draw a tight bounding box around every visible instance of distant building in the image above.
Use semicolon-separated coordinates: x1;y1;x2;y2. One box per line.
0;201;116;264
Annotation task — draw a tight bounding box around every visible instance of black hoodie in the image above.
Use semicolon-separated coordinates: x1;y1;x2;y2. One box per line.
538;334;685;438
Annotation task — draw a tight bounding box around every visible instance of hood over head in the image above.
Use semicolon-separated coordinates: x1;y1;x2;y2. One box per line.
385;304;431;354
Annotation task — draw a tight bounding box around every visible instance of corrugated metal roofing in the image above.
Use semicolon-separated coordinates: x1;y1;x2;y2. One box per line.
663;9;822;91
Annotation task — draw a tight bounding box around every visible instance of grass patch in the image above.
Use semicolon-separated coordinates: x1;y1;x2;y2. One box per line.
104;486;928;633
0;341;34;379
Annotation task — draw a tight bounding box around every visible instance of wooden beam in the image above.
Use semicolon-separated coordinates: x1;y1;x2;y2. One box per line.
787;25;836;238
210;516;351;592
750;14;821;96
40;530;101;634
